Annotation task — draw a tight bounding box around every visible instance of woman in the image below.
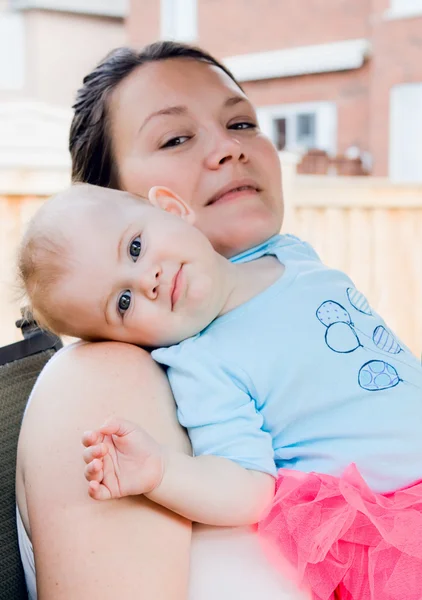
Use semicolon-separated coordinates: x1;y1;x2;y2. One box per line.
16;41;309;599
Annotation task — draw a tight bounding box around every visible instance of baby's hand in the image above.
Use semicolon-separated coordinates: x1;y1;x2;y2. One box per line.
82;417;165;501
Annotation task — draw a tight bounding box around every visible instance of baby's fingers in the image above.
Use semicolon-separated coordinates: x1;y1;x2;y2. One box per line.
84;458;104;483
83;443;108;465
82;430;104;448
99;417;138;438
88;480;112;501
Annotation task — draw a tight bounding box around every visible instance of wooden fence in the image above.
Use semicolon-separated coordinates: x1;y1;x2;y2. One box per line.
282;166;422;357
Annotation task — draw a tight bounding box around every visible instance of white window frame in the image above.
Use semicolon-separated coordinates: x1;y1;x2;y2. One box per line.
385;0;422;20
257;102;337;156
160;0;197;42
9;0;128;18
0;12;25;91
389;82;422;183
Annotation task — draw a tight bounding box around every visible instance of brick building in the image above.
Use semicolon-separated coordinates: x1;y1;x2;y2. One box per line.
129;0;422;182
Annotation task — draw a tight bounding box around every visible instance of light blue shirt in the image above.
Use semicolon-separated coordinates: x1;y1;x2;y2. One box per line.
152;235;422;493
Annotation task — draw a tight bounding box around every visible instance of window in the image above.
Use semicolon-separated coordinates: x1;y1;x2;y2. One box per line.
386;0;422;18
0;12;24;90
389;83;422;182
274;118;287;151
257;102;336;154
296;114;317;149
160;0;197;42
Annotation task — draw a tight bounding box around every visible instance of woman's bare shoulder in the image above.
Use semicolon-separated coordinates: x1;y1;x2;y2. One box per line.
17;340;192;599
21;340;187;442
17;339;189;512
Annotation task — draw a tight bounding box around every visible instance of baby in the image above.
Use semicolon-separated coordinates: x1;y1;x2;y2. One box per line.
19;183;422;600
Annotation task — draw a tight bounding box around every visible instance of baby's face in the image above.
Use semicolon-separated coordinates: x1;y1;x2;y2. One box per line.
54;195;228;347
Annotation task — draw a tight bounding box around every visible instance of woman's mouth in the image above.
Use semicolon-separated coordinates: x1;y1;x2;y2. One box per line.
207;180;261;206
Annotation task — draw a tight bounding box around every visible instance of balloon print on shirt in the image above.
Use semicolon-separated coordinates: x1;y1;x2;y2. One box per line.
316;300;352;327
346;287;372;315
316;301;362;353
358;360;401;391
372;325;402;355
325;322;363;354
316;289;402;391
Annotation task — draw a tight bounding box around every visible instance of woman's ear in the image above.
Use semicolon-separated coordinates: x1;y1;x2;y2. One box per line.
148;186;195;224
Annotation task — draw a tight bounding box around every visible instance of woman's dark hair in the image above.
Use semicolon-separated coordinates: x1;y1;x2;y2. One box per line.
69;40;242;188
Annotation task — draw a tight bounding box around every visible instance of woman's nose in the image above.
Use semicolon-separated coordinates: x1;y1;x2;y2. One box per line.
205;131;248;170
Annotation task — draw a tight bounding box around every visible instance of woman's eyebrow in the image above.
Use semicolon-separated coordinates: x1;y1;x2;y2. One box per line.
138;96;249;134
224;95;248;108
138;105;187;134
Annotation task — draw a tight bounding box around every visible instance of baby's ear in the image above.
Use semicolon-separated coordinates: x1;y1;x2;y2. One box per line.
148;186;195;224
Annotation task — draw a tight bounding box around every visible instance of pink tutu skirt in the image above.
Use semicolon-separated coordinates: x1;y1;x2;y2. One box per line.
258;464;422;600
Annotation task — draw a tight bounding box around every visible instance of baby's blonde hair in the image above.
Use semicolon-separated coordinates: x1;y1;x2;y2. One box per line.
17;184;146;337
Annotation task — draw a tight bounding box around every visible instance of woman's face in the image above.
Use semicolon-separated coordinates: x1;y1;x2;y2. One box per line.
108;58;284;258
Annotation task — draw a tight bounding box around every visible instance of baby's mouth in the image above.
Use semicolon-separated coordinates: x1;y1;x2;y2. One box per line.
170;265;184;310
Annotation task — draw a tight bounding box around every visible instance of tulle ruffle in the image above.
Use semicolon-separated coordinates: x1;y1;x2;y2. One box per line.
258;464;422;599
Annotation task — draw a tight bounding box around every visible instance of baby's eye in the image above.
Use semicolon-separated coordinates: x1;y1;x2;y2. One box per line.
129;236;141;261
118;290;132;315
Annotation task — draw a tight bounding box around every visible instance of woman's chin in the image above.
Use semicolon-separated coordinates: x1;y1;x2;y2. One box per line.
196;199;283;258
219;218;282;258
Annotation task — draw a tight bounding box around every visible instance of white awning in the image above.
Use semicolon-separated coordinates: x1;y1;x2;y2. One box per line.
224;38;371;82
10;0;128;18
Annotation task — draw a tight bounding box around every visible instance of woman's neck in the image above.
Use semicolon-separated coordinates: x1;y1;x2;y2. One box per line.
218;255;285;317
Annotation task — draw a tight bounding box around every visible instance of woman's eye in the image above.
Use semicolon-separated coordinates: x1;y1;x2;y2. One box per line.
129;236;141;261
118;291;132;315
160;135;190;149
229;122;257;130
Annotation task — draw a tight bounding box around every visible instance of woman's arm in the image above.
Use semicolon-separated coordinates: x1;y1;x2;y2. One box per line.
18;341;192;600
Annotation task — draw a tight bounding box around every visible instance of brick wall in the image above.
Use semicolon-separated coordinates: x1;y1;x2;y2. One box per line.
244;63;371;157
199;0;370;58
128;0;422;177
128;0;160;46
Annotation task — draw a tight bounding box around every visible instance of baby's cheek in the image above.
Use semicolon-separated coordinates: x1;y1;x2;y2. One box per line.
148;316;181;347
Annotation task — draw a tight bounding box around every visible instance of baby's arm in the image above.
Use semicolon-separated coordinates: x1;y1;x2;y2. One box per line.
83;417;275;526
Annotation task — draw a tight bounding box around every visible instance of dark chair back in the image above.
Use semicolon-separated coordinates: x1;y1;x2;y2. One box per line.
0;319;62;600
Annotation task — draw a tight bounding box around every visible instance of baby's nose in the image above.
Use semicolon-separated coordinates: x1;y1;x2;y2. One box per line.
139;266;161;300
